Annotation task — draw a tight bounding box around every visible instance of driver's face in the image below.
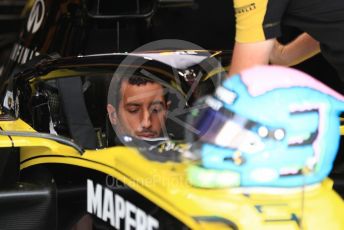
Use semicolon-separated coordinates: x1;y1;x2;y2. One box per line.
108;81;169;139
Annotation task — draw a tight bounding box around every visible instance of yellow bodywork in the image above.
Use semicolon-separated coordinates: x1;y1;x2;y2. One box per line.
1;119;343;229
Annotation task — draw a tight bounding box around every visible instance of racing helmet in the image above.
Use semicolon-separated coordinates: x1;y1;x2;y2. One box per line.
187;65;344;188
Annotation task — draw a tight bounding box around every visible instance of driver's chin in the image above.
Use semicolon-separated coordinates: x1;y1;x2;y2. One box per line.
115;125;160;139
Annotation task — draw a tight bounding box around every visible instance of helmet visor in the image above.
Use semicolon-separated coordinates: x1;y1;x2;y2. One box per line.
189;97;284;153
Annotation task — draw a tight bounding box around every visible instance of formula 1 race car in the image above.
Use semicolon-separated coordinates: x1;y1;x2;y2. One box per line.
0;50;225;229
0;0;344;230
0;50;343;230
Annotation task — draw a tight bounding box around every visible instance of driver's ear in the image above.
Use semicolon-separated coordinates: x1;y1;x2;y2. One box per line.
107;104;117;125
166;100;171;110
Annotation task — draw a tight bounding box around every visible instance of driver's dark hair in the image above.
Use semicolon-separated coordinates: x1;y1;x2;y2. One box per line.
108;72;169;109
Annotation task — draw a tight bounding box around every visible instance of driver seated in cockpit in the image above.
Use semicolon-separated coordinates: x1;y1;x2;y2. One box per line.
106;71;194;162
107;73;171;144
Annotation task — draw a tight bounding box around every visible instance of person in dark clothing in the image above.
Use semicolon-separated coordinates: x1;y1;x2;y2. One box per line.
229;0;344;82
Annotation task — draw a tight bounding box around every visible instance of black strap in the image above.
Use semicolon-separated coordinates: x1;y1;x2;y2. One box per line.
57;77;97;149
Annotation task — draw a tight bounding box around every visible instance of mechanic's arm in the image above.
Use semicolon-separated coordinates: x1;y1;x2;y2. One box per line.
229;39;275;76
269;33;320;66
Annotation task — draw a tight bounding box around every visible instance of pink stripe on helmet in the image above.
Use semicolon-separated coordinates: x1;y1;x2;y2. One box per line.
240;65;344;101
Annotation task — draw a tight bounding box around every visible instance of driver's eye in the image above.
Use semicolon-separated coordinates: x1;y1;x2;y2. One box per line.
127;106;140;114
128;109;139;114
150;105;164;114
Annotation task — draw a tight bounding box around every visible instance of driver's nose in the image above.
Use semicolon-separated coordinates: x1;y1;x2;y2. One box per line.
141;109;152;128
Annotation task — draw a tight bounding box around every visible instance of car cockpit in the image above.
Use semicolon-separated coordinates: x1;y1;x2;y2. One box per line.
1;52;225;150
